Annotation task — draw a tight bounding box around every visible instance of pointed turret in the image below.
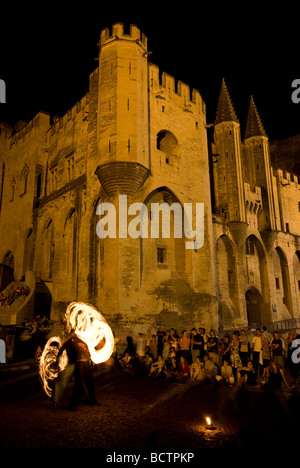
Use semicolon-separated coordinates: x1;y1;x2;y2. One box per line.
244;95;276;232
212;79;246;224
244;95;267;139
215;78;239;125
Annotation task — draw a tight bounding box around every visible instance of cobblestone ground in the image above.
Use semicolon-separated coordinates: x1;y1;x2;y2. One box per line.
0;366;300;449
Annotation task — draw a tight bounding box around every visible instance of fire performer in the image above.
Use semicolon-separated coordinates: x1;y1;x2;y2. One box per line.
56;331;101;411
52;330;76;409
39;302;114;406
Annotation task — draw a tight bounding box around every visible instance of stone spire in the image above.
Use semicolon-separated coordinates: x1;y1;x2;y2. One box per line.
215;78;239;125
244;95;267;139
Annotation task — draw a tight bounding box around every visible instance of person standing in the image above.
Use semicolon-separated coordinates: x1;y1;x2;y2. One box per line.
239;330;249;366
179;330;191;363
271;331;284;368
53;331;76;409
247;328;254;360
252;328;262;375
190;328;204;363
136;333;146;358
199;327;209;357
156;326;165;357
57;333;100;411
230;331;242;377
261;333;271;381
149;334;158;360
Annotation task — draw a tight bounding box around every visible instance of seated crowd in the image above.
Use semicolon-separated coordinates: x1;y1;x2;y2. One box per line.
0;285;30;308
113;326;299;391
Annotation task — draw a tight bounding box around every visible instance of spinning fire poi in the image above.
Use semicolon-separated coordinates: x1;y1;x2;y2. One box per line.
39;302;115;397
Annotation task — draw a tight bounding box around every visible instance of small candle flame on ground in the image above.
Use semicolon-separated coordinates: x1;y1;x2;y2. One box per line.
205;416;216;430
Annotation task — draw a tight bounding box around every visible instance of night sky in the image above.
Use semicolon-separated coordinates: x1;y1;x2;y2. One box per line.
0;4;299;142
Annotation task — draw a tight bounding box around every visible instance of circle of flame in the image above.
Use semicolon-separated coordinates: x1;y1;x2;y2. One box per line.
39;336;68;398
65;302;115;364
39;302;114;397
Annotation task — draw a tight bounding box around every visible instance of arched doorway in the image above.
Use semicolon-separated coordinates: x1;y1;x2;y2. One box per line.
244;234;271;324
245;287;263;326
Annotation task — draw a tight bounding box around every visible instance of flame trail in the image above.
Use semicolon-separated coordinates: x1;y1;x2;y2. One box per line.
39;336;68;397
39;302;114;397
65;302;115;364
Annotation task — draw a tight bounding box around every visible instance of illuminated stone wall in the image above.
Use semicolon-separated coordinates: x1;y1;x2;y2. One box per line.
0;24;300;339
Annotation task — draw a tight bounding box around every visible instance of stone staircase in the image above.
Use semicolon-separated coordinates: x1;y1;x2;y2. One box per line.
0;272;35;325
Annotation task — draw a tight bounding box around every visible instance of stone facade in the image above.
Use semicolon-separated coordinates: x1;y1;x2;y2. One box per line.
0;23;300;338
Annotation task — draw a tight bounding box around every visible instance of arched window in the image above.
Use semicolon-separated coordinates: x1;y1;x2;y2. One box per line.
156;130;179;165
20;164;29;195
39;219;54;280
10;177;16;201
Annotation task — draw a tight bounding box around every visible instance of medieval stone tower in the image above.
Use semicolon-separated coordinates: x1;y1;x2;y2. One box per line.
88;23;216;334
1;23;300;340
211;79;300;330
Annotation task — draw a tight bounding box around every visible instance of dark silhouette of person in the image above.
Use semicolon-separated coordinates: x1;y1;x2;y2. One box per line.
57;332;100;411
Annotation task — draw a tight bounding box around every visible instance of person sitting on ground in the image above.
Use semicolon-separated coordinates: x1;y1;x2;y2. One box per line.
163;356;179;379
149;355;165;377
137;352;153;376
236;361;257;387
216;358;235;385
203;353;219;381
119;352;134;374
167;346;177;361
190;356;205;382
265;360;291;391
177;356;190;380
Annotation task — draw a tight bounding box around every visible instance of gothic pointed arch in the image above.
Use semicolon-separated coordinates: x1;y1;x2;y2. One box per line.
22;227;35;278
62;208;77;297
245;286;263;326
216;234;239;328
20;163;29;195
38;218;54;280
156;130;180;166
140;186;187;285
244;234;270;324
273;246;293;318
88;195;103;302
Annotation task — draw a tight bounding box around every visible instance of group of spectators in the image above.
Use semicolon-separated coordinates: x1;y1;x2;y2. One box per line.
0;285;30;308
112;325;300;391
19;315;50;341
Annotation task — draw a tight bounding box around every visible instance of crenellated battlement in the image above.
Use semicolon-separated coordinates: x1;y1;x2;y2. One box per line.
49;94;89;137
244;182;262;214
273;167;299;187
149;64;205;115
99;23;147;50
8;111;50;148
